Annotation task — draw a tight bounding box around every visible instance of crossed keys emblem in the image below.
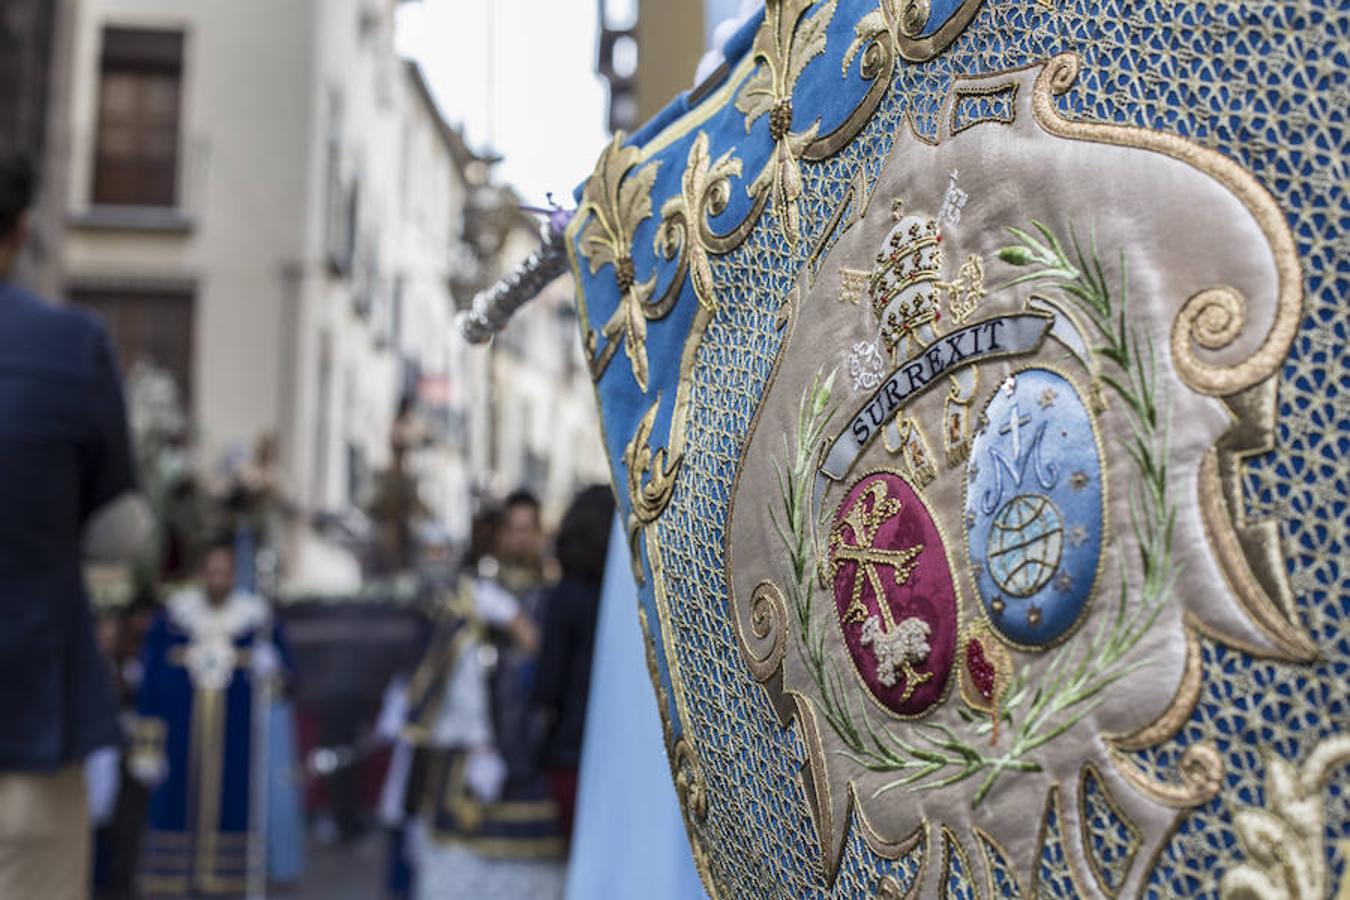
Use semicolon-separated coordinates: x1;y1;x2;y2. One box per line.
828;481;933;701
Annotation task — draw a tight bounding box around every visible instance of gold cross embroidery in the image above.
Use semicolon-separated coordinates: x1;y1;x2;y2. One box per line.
828;481;924;629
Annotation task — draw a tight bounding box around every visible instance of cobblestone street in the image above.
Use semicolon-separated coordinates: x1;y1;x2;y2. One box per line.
290;834;387;900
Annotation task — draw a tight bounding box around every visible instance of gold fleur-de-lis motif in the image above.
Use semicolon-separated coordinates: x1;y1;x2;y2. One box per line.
658;132;742;312
1220;734;1350;900
577;135;661;391
736;0;838;246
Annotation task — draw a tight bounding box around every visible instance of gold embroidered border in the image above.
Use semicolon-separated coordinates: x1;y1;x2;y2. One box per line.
949;82;1019;135
1107;741;1224;809
718;55;1316;889
939;824;980;899
972;826;1024;898
844;0;986;68
744;580;789;680
1103;621;1205;752
1030;784;1093;898
1078;761;1142;898
1196;389;1318;660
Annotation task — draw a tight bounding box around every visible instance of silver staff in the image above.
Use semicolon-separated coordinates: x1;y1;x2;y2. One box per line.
456;208;573;344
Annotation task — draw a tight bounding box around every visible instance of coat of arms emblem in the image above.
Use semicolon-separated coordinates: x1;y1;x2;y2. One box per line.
728;54;1314;893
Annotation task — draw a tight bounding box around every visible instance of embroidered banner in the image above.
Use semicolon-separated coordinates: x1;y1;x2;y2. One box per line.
561;0;1341;892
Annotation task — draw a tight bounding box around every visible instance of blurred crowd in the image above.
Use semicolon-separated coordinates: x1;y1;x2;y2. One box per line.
87;482;613;900
0;145;616;900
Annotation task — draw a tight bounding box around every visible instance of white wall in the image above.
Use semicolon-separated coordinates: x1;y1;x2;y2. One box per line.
62;0;609;579
63;0;314;470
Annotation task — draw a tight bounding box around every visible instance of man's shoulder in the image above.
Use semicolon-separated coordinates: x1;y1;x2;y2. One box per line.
0;283;104;374
0;282;102;334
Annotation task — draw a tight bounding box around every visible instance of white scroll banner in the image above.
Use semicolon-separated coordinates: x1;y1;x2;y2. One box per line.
813;312;1055;518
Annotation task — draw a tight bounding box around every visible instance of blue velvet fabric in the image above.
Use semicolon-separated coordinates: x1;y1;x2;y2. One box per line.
139;615;259;836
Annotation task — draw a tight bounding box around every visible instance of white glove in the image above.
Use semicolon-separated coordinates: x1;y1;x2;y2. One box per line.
474;579;520;628
129;751;168;788
85;748;122;826
251;641;281;679
464;746;507;804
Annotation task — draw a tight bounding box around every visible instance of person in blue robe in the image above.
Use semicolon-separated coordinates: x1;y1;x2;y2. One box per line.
135;538;291;899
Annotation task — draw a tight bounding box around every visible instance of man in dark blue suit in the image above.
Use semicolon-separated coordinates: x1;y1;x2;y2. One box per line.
0;147;149;898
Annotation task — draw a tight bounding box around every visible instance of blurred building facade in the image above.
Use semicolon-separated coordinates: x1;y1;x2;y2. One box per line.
34;0;605;592
0;0;76;296
597;0;745;133
486;224;607;508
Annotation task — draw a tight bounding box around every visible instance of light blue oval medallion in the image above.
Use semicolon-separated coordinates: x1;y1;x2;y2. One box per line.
966;368;1105;648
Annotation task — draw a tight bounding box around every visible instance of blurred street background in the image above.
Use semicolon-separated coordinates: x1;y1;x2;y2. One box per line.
0;0;743;897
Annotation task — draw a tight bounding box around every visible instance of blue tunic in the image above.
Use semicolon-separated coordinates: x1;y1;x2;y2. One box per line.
137;592;288;897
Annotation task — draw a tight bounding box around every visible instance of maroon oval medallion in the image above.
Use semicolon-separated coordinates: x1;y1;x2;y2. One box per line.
827;471;957;717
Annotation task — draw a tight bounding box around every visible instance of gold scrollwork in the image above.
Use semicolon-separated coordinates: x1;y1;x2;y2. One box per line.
621;294;714;582
673;736;709;824
1031;785;1094;898
623;131;755;579
640;596;719;897
623;399;682;583
1078;761;1142;898
659;132;745;311
599;0;947;566
939;825;981;899
1029;52;1303;399
972;826;1024;898
846;0;984;66
636;604;675;747
807;0;908;162
673;734;720;896
949;82;1019;136
578;135;689;391
1103;621;1205;753
1197;379;1318;662
743;580;789;681
1028;54;1315;826
875;873;906;900
1107;742;1224;809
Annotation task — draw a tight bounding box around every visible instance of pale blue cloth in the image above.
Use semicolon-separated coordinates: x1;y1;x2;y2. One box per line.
565;518;708;900
267;699;307;882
